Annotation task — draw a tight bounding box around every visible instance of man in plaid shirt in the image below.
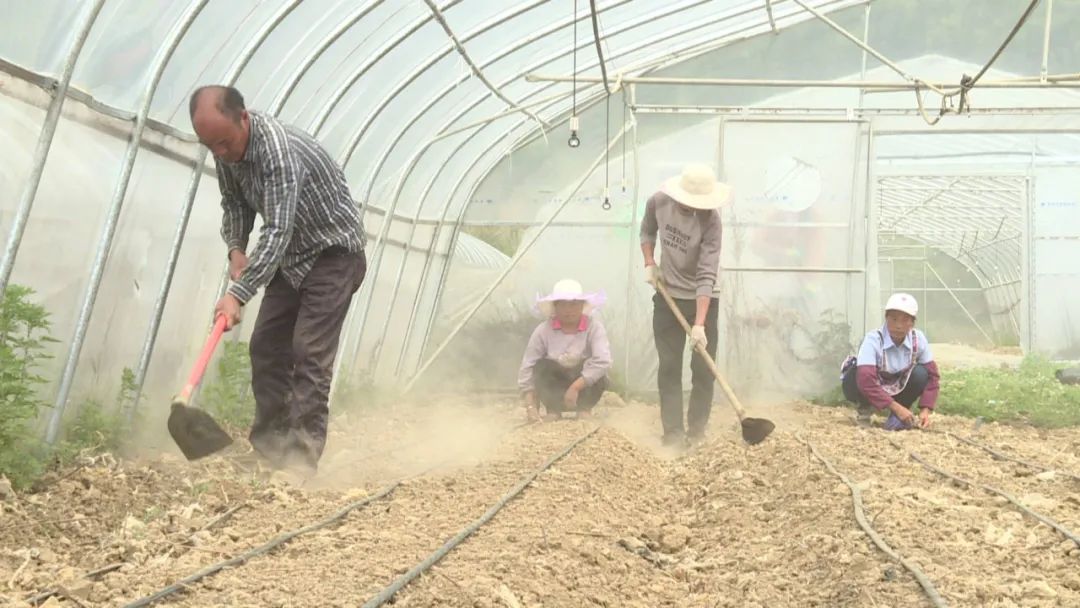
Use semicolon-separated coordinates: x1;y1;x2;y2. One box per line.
190;85;367;477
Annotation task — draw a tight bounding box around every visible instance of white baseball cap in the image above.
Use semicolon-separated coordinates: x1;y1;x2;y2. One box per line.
885;293;918;318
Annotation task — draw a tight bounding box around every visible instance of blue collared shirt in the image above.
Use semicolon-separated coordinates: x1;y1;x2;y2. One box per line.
856;324;934;373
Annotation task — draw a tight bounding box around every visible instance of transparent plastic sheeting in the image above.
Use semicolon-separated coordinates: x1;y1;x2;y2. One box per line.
419;115;867;399
6;0;1080;409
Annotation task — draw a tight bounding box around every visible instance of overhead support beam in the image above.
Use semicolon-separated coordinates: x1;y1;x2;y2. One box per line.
432;90;577;141
631;103;1080;117
527;73;1080;90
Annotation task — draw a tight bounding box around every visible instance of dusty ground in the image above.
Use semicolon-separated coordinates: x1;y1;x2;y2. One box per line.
1;397;1079;607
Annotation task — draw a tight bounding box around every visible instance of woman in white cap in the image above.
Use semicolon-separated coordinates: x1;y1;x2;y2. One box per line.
640;163;729;446
841;292;940;430
518;279;613;422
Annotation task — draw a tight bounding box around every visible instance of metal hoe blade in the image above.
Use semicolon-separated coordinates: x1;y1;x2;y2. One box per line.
167;401;233;460
741;417;776;445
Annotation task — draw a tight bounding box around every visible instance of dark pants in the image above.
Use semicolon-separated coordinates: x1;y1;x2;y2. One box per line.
842;364;930;414
248;248;366;470
534;359;607;413
653;293;719;439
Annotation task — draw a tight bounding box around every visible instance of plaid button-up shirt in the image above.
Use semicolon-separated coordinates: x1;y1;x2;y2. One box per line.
217;111;366;303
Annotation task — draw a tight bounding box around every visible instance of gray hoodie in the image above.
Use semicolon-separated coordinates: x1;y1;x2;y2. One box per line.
640;191;723;300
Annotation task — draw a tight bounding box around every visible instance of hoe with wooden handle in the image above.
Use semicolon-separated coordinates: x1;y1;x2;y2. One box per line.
655;281;775;445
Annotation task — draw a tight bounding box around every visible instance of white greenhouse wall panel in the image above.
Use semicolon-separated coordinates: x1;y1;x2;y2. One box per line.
0;87;258;415
1030;169;1080;359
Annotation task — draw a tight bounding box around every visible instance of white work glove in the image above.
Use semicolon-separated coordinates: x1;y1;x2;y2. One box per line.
644;264;661;288
690;325;708;351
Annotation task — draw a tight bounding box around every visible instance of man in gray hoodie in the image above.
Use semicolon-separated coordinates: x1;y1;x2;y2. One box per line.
640;164;729;446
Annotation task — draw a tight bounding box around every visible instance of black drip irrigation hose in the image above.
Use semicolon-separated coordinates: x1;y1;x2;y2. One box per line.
883;435;1080;549
360;425;601;608
795;433;949;608
120;419;536;607
935;429;1080;484
120;481;401;608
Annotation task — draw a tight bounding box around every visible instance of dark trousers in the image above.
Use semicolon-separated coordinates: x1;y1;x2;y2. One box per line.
652;293;719;438
534;359;607;413
248;248;366;469
842;364;930;413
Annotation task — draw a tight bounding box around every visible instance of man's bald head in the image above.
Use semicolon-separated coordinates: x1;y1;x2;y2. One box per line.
189;85;245;125
190;85;251;163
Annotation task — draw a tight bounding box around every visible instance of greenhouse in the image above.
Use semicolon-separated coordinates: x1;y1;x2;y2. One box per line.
3;1;1080;606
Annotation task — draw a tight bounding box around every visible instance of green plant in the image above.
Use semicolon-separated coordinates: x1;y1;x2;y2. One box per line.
0;285;59;488
940;355;1080;428
797;308;854;402
198;340;255;430
54;367;142;465
59;399;128;456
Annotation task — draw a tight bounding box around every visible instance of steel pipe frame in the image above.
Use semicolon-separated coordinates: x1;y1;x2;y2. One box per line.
328;0;859;375
431;89;581;142
335;0;661;355
341;0;735;379
266;0;381;116
140;0;398;408
924;260;996;345
346;0;651;205
0;56;200;146
396;0;867;378
386;96;608;380
323;0;605;388
307;0;465;136
0;0;107;299
526;73;1080;90
364;88;573;379
344;0;717;374
403;122;631;394
46;0;212;444
407;109;621;378
40;0;864;409
764;0;778;33
631;103;1080;117
426;0;866;210
621;84;639;396
791;0;949;96
345;0;849;377
406;0;872;377
130;0;306;418
421;0;550;130
1041;0;1054;82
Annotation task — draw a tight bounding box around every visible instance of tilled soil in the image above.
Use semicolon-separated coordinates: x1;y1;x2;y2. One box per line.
1;399;1079;607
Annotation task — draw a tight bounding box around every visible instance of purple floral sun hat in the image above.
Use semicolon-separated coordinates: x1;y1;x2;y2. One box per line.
534;279;606;318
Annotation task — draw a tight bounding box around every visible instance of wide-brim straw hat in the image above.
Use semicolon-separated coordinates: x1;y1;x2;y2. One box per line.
535;279;606;318
661;163;732;210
